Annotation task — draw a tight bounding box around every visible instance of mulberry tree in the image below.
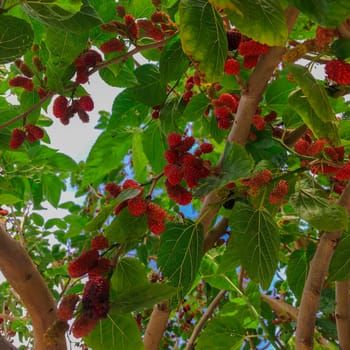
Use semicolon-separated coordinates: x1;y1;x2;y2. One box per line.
0;1;350;349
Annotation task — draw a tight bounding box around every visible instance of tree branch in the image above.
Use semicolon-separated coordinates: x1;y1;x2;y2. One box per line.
143;301;171;350
335;280;350;349
203;217;228;254
185;290;226;350
0;335;18;350
296;180;350;350
0;222;66;350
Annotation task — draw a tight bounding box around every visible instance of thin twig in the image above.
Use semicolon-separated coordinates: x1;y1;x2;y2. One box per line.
185;290;227;350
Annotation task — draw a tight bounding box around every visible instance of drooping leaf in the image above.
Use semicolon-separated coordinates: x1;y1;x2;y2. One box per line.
85;189;141;231
288;88;340;145
0;194;22;205
179;0;227;83
19;91;40;124
128;64;167;106
22;0;101;32
160;34;190;83
289;187;348;232
41;174;63;207
287;0;350;27
159;96;184;135
84;314;143;350
158;221;204;303
213;0;288;46
132;131;148;182
105;208;147;243
229;202;280;289
141;123;167;174
82;130;131;186
111;283;177;313
328;233;350;282
288;64;338;128
286;249;308;300
0;16;34;64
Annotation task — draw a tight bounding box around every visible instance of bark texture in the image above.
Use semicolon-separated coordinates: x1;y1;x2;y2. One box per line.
335;281;350;350
0;222;66;350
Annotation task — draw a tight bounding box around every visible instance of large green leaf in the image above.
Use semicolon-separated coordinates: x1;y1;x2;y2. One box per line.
328;233;350;282
159;96;184;135
193;143;253;198
128;64;167;107
111;284;177;313
85;189;141;231
331;38;350;60
41;174;63;207
288;89;340;145
0;194;22;205
183;93;210;122
111;257;149;294
212;0;288;46
159;34;190;83
179;0;227;83
132;131;148;182
0;16;34;64
84;314;144;350
287;0;350;27
22;0;101;32
289;186;348;232
105;208;147;243
82;130;131;186
117;0;154;18
158;221;204;303
229;202;280;289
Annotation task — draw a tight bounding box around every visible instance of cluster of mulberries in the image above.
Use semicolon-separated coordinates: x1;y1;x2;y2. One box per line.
8;76;34;91
72;276;110;338
182;73;201;105
57;294;80;322
105;179;167;235
212;93;239;130
242;169;273;193
9;124;44;149
238;39;270;69
73;50;102;84
101;6;176;43
325;59;350;86
268;180;289;204
52;95;94;125
294;137;326;157
315;27;338;51
224;58;240;75
164;133;213;205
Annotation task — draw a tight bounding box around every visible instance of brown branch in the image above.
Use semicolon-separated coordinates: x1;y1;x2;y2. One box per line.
261;294;298;321
0;335;18;350
296;180;350;350
203;217;228;254
335;281;350;349
144;301;171;350
0;222;66;350
185;290;227;350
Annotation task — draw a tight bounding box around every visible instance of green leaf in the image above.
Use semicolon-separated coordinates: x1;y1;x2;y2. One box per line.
41;174;63;207
286;249;308;300
111;257;149;294
117;0;154;18
288;64;337;124
111;283;177;313
214;0;288;46
22;0;101;32
160;34;190;83
289;187;348;232
229;202;280;289
85;188;141;231
128;64;167;106
196;313;244;350
287;0;350;27
179;0;227;83
328;234;350;282
84;314;143;350
331;38;350;60
193;143;253;198
183;93;210;122
288;89;340;145
82;130;131;186
0;16;34;64
158;221;204;303
132;131;148;182
105;208;147;243
159;96;184;135
0;194;22;205
141;123;167;174
19;91;40;124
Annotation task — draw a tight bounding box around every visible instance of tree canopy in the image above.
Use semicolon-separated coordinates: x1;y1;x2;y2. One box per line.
1;1;350;349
